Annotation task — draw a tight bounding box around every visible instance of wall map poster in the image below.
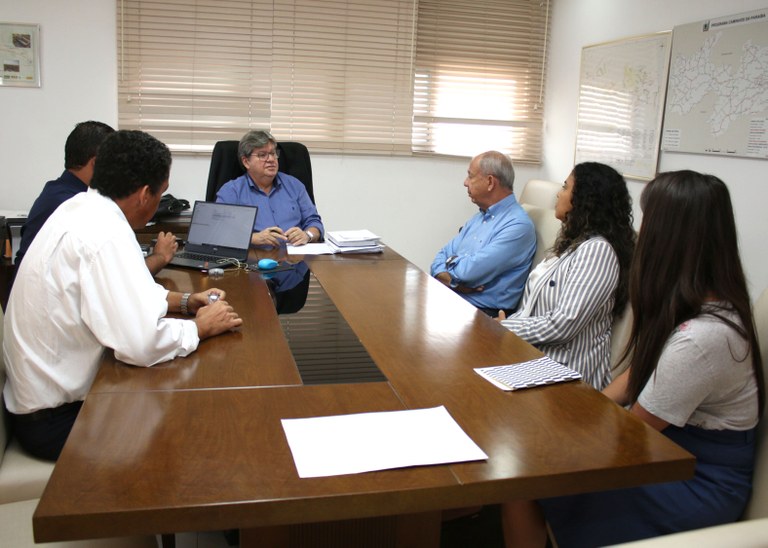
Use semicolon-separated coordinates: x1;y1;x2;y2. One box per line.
662;8;768;159
575;32;672;181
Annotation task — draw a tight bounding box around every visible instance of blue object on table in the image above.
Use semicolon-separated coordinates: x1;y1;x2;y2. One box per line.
257;258;279;270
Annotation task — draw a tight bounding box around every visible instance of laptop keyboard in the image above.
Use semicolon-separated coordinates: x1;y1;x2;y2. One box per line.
176;251;219;261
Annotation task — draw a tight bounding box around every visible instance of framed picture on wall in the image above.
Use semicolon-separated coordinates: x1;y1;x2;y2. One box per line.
574;32;672;181
0;22;41;88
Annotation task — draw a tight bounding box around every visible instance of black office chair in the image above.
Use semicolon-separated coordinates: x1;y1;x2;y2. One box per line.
205;140;315;204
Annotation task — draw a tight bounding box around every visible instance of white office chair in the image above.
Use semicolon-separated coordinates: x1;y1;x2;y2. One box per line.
519;179;561;209
610;305;633;377
519;179;562;268
0;307;157;547
520;203;561;268
745;286;768;520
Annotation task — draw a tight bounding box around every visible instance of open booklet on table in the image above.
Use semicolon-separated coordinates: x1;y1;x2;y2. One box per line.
288;229;385;254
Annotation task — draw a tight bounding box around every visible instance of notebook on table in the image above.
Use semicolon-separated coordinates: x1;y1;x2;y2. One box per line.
168;201;258;270
474;356;581;391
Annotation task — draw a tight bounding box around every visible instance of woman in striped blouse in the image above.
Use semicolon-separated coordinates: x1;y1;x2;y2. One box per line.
499;162;635;389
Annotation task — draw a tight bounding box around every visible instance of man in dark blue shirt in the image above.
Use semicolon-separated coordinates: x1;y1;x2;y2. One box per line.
15;121;178;275
16;121;116;266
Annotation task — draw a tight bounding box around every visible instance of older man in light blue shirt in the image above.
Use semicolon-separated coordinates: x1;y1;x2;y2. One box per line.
431;151;535;315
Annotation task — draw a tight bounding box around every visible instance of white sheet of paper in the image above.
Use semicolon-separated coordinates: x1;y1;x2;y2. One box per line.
286;242;335;255
281;405;488;478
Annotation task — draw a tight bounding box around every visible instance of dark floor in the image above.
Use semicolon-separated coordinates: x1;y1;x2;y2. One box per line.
440;505;505;548
168;506;505;548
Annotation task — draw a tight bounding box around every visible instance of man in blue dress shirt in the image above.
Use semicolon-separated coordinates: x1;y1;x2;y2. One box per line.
431;151;536;316
216;130;324;247
15;121;179;275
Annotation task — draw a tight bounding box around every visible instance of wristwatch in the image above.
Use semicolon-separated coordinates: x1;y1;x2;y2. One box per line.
305;230;314;243
180;293;191;315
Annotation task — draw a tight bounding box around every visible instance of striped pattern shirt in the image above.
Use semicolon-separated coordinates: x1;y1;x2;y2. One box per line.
500;236;619;389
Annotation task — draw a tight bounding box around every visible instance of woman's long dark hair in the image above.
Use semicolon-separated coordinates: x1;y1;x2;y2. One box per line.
553;162;635;318
623;170;764;416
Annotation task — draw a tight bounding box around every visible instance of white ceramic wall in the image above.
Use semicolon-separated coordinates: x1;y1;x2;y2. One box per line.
1;0;766;296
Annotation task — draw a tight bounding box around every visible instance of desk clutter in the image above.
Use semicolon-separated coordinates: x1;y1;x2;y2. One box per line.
326;229;384;254
0;210;28;264
475;356;581;391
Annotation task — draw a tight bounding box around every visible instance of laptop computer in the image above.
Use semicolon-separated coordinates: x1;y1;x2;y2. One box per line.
168;201;258;269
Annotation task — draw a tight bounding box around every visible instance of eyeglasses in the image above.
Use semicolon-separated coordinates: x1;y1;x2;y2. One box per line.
249;150;280;161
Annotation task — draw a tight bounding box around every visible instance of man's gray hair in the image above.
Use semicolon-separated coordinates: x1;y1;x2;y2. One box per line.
239;130;276;159
477;151;515;191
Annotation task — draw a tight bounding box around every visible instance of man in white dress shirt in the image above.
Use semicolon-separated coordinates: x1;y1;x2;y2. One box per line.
2;130;242;461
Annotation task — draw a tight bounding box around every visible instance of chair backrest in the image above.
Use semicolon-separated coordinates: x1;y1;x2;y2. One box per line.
519;179;561;209
518;179;562;268
745;286;768;519
205;140;315;204
610;304;633;377
520;203;561;268
0;306;8;464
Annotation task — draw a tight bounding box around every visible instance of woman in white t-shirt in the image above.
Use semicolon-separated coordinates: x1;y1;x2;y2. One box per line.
502;170;764;547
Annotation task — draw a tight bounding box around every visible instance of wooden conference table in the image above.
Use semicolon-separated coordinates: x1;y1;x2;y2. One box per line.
33;246;694;546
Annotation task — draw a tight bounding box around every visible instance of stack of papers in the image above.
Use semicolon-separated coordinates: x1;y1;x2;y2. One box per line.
474;356;581;391
326;230;384;254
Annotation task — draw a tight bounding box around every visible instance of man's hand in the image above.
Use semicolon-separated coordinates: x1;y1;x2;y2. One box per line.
153;231;178;262
434;271;453;287
434;272;483;294
187;289;227;313
285;226;312;246
454;283;484;294
251;226;287;247
145;231;178;275
193;299;242;339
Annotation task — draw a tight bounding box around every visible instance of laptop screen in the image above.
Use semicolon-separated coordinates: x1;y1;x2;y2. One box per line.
186;201;257;249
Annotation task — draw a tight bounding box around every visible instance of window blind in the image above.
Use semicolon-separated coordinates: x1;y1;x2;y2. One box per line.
118;0;549;162
271;0;416;154
413;0;550;163
118;0;273;152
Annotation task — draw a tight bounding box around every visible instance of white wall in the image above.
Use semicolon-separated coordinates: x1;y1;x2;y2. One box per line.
544;0;768;297
0;0;541;273
1;0;766;295
0;0;117;199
